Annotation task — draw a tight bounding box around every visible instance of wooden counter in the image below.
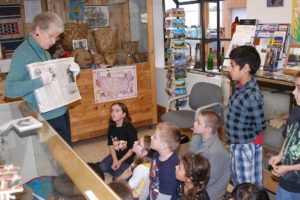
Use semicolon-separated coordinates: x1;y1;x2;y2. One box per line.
222;69;295;91
69;63;157;142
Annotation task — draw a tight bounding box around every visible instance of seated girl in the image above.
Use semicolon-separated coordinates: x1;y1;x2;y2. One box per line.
176;152;211;200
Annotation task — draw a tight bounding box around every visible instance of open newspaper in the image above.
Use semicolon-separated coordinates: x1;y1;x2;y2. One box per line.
27;57;81;113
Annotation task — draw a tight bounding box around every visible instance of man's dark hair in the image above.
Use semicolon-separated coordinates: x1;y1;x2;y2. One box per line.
229;45;261;74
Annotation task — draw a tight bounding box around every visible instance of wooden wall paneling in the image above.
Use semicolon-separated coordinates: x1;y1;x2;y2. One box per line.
19;0;27;37
46;0;68;22
226;0;246;9
123;2;131;42
69;62;157;142
146;0;157;125
222;0;247;53
109;3;126;48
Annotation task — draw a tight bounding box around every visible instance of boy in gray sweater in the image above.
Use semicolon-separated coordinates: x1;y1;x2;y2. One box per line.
189;110;230;200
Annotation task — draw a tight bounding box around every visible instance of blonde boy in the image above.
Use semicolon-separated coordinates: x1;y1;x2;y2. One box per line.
149;122;180;200
189;110;230;200
269;71;300;199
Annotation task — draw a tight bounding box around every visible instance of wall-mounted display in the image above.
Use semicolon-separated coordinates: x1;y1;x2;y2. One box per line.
84;5;109;28
93;65;137;103
267;0;284;7
69;0;84;20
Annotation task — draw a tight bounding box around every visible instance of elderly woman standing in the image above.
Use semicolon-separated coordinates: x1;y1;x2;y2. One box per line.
4;12;77;146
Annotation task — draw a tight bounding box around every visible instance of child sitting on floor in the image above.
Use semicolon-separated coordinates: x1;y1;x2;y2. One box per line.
149;122;181;200
175;152;211;200
99;102;138;178
115;135;152;199
189;110;230;200
230;182;269;200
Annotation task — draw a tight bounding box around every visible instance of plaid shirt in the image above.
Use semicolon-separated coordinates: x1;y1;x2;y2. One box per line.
226;78;266;144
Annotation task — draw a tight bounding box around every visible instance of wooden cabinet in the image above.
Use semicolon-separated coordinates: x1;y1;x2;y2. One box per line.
70;62;157;142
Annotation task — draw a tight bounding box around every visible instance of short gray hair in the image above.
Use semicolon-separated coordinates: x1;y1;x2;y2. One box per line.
32;12;64;33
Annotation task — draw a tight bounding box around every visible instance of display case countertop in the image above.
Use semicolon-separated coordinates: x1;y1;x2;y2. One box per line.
0;101;120;199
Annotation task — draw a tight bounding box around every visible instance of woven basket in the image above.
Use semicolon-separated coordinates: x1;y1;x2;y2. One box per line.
92;54;104;64
104;50;117;66
61;23;88;51
92;28;118;53
123;41;139;54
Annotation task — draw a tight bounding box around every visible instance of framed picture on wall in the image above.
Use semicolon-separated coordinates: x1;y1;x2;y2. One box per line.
267;0;284;7
84;5;109;28
284;45;300;75
72;39;88;50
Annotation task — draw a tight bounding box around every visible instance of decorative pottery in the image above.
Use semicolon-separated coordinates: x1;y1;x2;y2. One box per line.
71;49;92;69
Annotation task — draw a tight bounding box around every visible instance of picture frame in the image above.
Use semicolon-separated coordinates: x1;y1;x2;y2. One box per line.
284;44;300;75
84;5;109;28
267;0;284;7
72;39;88;50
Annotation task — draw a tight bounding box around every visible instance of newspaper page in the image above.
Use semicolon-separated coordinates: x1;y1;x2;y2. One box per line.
27;57;81;113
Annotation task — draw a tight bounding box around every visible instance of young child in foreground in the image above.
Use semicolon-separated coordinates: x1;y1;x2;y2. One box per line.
149;122;181;200
229;182;269;200
189;110;230;200
268;71;300;200
99;102;138;178
175;152;210;200
226;45;266;186
115;135;152;199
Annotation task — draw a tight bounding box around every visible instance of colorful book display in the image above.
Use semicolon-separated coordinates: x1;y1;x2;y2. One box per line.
164;8;187;108
254;23;290;72
223;22;290;72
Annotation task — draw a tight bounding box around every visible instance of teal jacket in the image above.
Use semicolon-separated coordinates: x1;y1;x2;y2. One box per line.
4;35;66;120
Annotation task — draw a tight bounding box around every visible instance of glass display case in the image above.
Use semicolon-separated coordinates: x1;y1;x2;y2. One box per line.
0;102;120;199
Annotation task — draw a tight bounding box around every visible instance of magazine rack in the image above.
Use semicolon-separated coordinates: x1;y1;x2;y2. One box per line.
0;102;120;199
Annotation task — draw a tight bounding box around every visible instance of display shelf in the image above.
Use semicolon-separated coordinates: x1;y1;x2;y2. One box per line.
172;0;225;71
0;102;120;199
186;37;231;42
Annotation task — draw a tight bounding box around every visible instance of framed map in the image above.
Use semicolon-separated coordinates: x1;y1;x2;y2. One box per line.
93;65;137;103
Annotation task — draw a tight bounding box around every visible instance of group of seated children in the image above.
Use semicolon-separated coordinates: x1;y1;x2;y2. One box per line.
97;101;268;200
99;45;300;200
